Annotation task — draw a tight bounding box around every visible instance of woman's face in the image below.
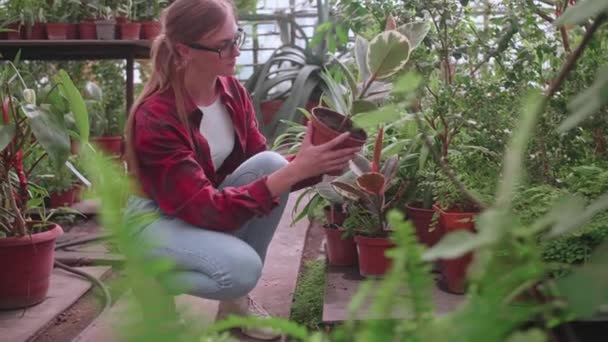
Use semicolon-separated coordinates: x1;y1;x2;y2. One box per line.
180;14;242;77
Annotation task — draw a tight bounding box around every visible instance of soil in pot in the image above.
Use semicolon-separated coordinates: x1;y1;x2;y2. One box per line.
324;224;358;266
0;223;63;309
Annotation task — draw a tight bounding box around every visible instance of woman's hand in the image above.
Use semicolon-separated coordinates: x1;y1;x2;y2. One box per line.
290;121;361;179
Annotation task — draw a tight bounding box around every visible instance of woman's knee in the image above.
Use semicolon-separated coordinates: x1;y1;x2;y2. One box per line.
253;151;288;175
221;249;263;298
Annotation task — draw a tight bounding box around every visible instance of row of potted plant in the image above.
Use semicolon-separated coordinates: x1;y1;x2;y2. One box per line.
0;0;167;40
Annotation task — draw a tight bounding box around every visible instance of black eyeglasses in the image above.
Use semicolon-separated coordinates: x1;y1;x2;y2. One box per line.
186;28;245;59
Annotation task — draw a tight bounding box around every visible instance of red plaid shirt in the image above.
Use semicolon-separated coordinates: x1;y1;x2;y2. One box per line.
133;76;318;231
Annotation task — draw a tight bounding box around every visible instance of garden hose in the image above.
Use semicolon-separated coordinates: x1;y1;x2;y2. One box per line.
53;233;116;332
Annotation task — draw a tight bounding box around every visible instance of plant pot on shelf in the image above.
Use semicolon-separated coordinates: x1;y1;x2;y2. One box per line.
119;22;141;40
310;107;367;176
141;21;161;40
91;136;123;157
66;23;78;39
433;204;477;294
354;235;395;277
46;23;69;40
26;22;47;39
6;23;23;40
95;20;116;40
324;225;358;266
48;186;77;208
78;22;97;39
0;223;63;309
406;202;444;247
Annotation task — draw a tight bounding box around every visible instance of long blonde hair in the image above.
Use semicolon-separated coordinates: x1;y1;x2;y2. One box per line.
125;0;235;179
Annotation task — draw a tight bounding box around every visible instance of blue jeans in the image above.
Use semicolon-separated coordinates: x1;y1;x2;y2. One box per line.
126;151;289;300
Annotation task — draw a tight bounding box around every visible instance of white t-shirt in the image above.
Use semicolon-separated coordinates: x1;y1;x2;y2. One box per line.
198;98;235;171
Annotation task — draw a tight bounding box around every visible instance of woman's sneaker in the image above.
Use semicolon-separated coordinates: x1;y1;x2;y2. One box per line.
216;295;281;340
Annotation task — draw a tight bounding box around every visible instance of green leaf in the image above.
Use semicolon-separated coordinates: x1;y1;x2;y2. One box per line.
392;72;423;95
382;140;407;157
351;100;376;115
315;181;344;204
549;193;608;238
554;0;608;27
495;91;543;209
55;70;90;143
422;230;481;261
397;21;430;51
0;124;16;152
349;154;372;176
21;104;70;167
367;31;411;80
354;36;370;82
558;66;608;133
506;328;547;342
351;104;402;129
331;181;369;201
556;241;608;319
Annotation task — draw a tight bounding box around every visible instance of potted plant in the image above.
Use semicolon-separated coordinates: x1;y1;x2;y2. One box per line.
308;17;430;163
331;127;406;276
32;155;79;208
86;81;123;157
78;0;98;39
117;0;141;40
0;61;89;309
135;0;167;40
44;0;74;40
87;1;116;40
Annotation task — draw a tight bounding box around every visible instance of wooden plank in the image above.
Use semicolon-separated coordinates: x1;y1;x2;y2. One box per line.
322;265;464;324
0;266;111;342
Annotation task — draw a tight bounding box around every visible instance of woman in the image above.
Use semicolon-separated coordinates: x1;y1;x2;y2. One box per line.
124;0;359;339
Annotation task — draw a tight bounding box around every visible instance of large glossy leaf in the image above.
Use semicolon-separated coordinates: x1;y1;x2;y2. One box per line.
352;100;376;115
351;104;401;129
397;21;430;51
354;36;370;82
55;70;89;143
554;0;608;27
381;155;399;183
356;172;385;196
558;66;608;133
315;181;344;204
349;153;371;176
367;31;410;80
331;180;369;201
21;104;70;167
0;123;16;152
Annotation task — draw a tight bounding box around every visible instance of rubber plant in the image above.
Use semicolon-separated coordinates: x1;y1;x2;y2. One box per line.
330;126;407;276
0;60;89;309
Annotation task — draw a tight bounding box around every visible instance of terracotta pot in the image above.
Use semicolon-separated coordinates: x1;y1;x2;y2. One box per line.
310;107;367;175
324;226;358;266
434;204;477;294
95;20;116;40
323;205;347;226
0;223;63;309
27;22;46;39
66;23;78;39
354;235;395;277
405;202;443;247
46;23;68;40
141;21;161;40
119;22;141;40
48;187;77;208
6;23;23;40
91;136;123;157
78;22;97;39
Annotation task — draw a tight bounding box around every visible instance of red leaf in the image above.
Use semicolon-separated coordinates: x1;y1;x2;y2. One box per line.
372;126;384;172
356;172;386;195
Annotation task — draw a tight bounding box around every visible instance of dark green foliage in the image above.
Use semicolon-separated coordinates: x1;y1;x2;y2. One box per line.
290;260;326;330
